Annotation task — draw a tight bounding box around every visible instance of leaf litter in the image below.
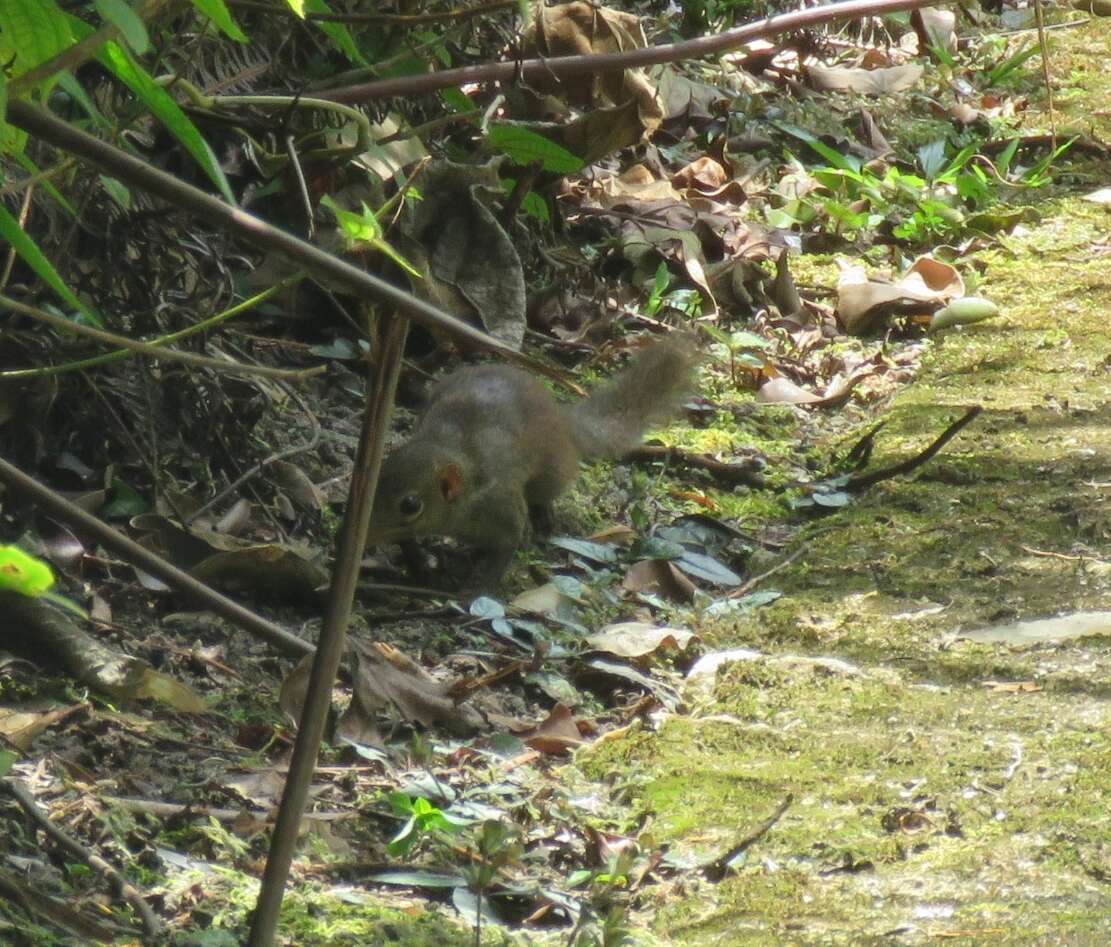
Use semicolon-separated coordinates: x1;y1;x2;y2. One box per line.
1;1;1109;944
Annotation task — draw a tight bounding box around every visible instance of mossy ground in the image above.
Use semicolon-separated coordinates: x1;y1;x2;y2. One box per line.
574;20;1111;947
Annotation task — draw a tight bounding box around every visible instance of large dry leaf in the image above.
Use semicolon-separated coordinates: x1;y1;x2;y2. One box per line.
225;768;287;808
836;256;964;334
598;164;682;204
671;156;746;204
913;8;958;53
190;544;328;603
560;98;656;164
350;640;483;737
756;369;873;408
523;1;663;145
522;702;588;754
397;159;527;349
806;63;923;95
0;703;86;752
358;115;429;178
510;582;576;615
586;622;698;659
621;558;696;602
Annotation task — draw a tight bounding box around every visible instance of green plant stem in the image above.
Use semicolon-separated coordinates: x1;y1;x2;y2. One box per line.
0;292;322;381
0;159;76;199
0;272;306;379
159;75;374;152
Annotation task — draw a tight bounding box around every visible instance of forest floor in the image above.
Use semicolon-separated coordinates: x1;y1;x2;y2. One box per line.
3;11;1110;947
605;24;1111;945
611;200;1111;945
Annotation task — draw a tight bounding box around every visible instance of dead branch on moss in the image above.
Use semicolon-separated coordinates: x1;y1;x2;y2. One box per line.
847;406;983;491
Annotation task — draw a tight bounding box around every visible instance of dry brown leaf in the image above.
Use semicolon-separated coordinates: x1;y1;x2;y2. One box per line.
806;63;923;95
756;370;872;408
0;703;86;752
270;461;324;512
524;2;662;141
278;653;314;725
225;768;287;807
755;376;824;405
587;524;638;545
914;7;957;53
598;165;681;204
510;581;576;615
586;621;698;659
621;558;696;603
350;640;483;737
671;156;747;203
836;256;964;334
190;544;328;602
523;703;588;755
981;680;1042;693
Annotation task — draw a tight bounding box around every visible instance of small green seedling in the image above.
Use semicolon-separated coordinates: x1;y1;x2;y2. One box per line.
0;545;86;617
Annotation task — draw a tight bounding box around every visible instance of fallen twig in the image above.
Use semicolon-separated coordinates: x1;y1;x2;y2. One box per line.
700;793;793;882
0;456;312;658
316;0;940;104
731;543;809;598
846;406;982;491
3;779;162;940
626;444;767;489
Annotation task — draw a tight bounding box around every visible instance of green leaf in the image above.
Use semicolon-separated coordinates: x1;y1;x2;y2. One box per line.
774;122;860;173
938;142;979;182
320;195;422;278
321;194;382;243
0;203;101;325
0;749;16;778
190;0;248;42
548;536;619;563
304;0;367;65
917;139;946;181
439;87;472;113
520;191;549;223
94;0;149;53
0;70;14;155
132;667;207;712
285;0;306;14
0;545;56;597
487;124;584;173
0;0;74;92
68;17;235;204
986;43;1040;85
99;174;132;211
675;550;741;586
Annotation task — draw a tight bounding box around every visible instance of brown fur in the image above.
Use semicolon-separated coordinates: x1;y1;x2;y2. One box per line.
367;338;697;586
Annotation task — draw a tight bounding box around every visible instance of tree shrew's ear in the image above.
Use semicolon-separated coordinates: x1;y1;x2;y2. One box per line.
438;463;464;503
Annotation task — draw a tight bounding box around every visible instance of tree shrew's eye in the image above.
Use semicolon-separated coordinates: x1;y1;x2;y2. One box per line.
399;495;422;518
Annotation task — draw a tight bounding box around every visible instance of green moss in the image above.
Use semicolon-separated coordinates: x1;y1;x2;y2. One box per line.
577;21;1111;943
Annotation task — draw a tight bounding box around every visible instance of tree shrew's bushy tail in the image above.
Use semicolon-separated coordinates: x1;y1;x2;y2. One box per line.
566;336;698;461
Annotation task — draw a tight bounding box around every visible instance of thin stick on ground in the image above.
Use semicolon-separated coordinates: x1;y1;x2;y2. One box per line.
3;779;162;940
847;406;982;491
0;456;313;658
701;793;794;882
